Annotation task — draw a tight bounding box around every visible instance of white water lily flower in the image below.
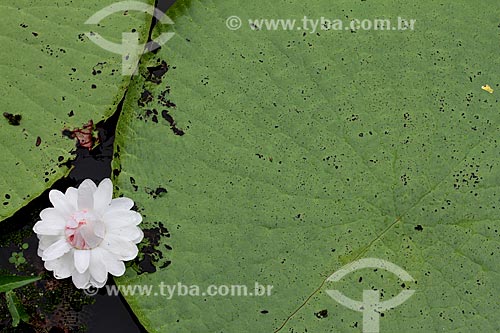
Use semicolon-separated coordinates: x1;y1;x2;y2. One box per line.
33;178;143;289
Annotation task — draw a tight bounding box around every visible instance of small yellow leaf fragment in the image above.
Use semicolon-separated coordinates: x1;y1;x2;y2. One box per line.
481;84;494;93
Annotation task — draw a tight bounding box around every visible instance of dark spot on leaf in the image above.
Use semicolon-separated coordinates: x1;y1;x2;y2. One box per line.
138;89;154;107
314;309;328;319
3;112;22;126
161;110;174;124
138;109;161;124
68;110;74;117
415;225;423;231
260;310;269;314
146;60;169;84
159;260;171;269
134;222;171;274
145;187;167;199
62;129;73;138
129;177;138;191
91;62;106;76
158;90;175;107
161;110;185;136
172;127;185;136
36;136;42;147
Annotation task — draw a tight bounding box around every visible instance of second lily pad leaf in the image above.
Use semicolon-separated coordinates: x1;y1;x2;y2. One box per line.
0;0;154;222
114;0;500;332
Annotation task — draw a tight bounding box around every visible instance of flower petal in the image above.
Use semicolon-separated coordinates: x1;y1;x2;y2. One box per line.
39;208;67;226
74;249;91;273
72;270;91;289
42;239;72;261
64;187;78;210
93;220;106;239
108;197;134;212
90;277;107;288
49;190;74;217
77;179;96;210
100;250;126;276
100;234;138;260
45;251;74;279
38;235;62;251
33;220;64;236
78;223;104;249
103;211;142;229
109;226;143;243
79;179;98;192
93;178;113;213
132;228;144;244
89;248;108;283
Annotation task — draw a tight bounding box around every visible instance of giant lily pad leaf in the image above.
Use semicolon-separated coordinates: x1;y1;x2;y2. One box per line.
114;0;500;331
0;0;154;221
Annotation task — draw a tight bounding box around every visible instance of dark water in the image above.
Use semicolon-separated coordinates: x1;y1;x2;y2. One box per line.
0;1;178;332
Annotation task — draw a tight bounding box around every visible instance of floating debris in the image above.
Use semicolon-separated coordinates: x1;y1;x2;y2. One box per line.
62;120;98;150
481;84;494;93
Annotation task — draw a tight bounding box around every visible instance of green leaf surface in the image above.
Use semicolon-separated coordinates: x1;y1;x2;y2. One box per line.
5;291;29;327
0;0;154;221
114;0;500;332
0;275;40;293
